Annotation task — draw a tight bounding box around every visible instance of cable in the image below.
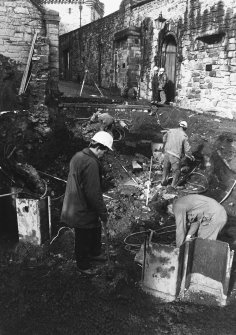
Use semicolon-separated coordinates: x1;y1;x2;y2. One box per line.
220;179;236;204
50;226;74;245
0;189;23;198
37;170;67;184
51;193;65;201
183;171;209;194
124;228;176;248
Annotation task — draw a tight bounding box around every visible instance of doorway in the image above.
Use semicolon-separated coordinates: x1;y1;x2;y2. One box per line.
161;34;177;102
63;49;70;80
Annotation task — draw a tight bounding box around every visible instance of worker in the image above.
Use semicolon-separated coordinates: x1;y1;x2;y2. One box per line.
161;120;194;188
61;131;113;275
157;68;167;104
97;112;115;134
173;194;227;247
151;66;159;105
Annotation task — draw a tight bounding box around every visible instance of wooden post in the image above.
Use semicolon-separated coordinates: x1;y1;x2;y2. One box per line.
80;70;88;96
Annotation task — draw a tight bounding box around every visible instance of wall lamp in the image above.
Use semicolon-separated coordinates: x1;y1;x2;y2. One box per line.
155;13;167;30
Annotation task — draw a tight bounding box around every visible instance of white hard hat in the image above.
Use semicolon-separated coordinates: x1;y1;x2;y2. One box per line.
159;68;164;73
91;131;113;151
153;66;158;71
179;121;188;128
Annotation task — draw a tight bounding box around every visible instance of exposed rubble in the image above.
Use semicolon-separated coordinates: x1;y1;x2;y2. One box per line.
0;86;236;333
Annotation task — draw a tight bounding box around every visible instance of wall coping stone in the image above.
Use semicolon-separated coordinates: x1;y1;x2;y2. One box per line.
44;11;60;23
59;103;150;110
131;0;154;10
114;26;141;41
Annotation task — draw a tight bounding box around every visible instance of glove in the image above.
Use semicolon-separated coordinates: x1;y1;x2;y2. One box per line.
185;234;192;242
186;154;195;161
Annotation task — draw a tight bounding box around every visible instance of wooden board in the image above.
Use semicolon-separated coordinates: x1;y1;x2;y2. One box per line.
18;32;38;95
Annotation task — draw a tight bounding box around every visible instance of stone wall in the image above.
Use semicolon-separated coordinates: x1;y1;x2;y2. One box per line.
177;0;236;119
59;0;236;118
59;11;121;88
0;0;60;110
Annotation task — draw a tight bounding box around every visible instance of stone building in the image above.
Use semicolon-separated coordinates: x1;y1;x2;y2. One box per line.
59;0;236;119
42;0;104;35
0;0;60;111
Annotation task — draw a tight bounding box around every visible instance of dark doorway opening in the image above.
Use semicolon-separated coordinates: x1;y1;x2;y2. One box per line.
0;188;18;244
63;49;70;80
161;34;177;102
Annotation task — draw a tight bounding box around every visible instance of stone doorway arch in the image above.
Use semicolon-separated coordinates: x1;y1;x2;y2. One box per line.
160;33;177;102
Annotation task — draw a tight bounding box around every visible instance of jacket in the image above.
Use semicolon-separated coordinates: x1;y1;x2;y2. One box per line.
163;127;192;159
61;148;108;228
158;73;167;90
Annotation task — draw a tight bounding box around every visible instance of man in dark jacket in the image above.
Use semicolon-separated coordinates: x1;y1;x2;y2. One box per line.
61;131;113;274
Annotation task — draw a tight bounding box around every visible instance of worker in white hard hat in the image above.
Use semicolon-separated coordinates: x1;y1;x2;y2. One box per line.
161;121;195;188
61;131;113;274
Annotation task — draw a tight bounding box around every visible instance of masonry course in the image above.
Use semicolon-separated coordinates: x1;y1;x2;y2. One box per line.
59;0;236;119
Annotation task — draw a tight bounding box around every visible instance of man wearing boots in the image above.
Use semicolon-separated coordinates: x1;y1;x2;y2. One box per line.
161;121;194;188
61;131;113;274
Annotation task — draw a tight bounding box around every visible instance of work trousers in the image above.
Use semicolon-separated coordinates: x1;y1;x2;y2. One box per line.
174;204;227;247
162;153;181;187
74;226;102;270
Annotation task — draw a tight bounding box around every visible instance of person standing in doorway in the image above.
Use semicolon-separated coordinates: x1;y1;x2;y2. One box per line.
158;68;167;104
161;121;194;188
61;131;113;274
151;66;159;104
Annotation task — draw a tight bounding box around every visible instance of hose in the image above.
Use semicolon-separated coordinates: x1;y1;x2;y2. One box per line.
220;179;236;204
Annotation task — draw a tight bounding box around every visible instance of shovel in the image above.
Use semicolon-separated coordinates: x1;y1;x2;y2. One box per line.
178;240;190;299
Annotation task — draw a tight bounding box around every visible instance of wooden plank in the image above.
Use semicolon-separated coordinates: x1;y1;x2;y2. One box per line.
18;32;38;95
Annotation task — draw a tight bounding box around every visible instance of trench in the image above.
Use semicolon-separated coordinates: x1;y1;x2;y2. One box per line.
0;100;236;334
